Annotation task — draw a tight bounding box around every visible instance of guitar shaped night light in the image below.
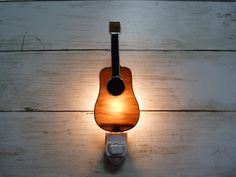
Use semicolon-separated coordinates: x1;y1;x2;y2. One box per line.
94;22;140;132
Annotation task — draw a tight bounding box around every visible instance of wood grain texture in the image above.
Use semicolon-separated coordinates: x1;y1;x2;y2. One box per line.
0;112;236;177
0;51;236;111
95;67;140;132
0;1;236;51
0;1;235;176
1;0;236;1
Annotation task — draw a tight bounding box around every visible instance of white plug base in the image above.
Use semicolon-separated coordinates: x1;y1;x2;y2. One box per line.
105;132;127;165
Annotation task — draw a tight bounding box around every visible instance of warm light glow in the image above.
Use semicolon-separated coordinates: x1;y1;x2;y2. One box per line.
94;67;140;132
109;98;124;113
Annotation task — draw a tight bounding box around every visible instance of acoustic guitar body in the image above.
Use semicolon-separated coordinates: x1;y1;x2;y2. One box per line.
94;66;140;132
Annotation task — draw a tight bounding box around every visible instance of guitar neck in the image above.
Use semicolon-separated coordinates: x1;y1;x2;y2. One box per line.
111;33;120;77
110;22;121;78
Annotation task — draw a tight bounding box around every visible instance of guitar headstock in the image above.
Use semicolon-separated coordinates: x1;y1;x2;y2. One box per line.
109;21;121;34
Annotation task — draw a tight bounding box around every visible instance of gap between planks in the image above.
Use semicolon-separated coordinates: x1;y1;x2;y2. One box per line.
0;49;236;53
0;110;236;113
1;0;236;2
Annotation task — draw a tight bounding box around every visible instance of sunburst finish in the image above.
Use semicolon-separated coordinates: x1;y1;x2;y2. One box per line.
94;66;139;132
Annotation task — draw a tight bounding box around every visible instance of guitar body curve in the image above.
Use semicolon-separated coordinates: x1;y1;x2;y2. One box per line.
94;66;140;132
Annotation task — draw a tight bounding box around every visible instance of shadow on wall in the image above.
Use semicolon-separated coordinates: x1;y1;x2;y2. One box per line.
103;152;123;173
91;152;141;176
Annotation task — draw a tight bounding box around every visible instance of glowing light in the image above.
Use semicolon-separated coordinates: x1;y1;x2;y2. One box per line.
94;67;140;132
109;98;124;113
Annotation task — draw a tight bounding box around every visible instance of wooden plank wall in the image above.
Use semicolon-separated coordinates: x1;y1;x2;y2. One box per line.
0;1;236;51
0;1;236;177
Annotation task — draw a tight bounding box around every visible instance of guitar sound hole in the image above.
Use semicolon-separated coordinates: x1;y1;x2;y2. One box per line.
107;77;125;96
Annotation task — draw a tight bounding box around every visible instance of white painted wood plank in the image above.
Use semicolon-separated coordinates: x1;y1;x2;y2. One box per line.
0;1;236;50
0;51;236;111
1;0;236;1
0;112;236;177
